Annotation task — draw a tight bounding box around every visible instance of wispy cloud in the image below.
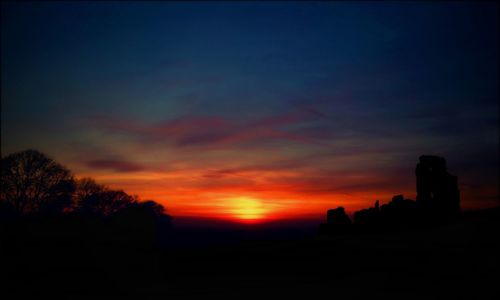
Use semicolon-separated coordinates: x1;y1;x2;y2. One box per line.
85;159;145;172
87;111;320;149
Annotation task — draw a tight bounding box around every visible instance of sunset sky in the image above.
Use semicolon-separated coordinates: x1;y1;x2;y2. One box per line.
2;2;498;223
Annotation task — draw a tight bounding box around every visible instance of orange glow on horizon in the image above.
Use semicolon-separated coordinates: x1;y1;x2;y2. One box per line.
77;168;418;223
225;196;268;222
73;155;492;224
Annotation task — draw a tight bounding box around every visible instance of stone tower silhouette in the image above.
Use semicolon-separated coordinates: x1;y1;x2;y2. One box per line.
416;155;460;216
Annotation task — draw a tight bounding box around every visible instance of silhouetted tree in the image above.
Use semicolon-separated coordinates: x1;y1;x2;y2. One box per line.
111;200;172;228
138;200;167;217
73;177;104;203
73;178;172;231
136;200;173;229
76;187;137;217
74;177;105;215
111;200;173;243
0;149;75;215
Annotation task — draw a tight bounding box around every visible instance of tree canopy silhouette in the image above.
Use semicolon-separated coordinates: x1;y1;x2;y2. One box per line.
1;150;171;227
1;149;75;215
74;177;137;217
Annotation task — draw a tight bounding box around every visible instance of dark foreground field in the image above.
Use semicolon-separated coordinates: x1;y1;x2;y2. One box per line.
2;208;499;299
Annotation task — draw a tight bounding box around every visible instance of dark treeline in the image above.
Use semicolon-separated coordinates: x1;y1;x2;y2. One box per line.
1;150;175;296
1;149;172;247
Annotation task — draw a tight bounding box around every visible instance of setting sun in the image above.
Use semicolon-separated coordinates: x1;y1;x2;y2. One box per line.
227;196;268;222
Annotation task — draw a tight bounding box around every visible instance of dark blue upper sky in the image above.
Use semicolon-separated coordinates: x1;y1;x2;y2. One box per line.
1;2;498;217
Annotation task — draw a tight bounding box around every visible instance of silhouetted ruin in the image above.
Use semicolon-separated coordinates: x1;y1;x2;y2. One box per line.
416;155;460;216
321;155;461;234
379;195;419;226
353;200;380;226
319;206;352;234
327;207;352;225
